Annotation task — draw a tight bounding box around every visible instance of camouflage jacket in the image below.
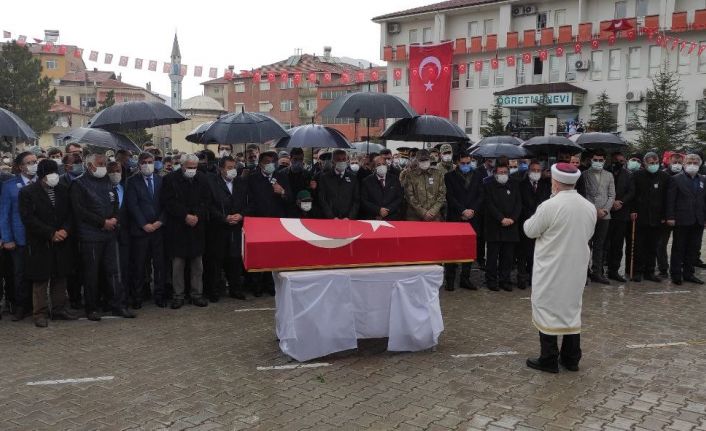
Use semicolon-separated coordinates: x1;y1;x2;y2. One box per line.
402;167;447;221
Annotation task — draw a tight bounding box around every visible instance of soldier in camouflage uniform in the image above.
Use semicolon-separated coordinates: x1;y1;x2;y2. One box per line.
403;149;446;221
436;143;456;175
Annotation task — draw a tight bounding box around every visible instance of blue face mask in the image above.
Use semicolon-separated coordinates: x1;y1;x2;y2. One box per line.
72;164;84;175
459;164;472;174
154;160;164;171
519;162;529;172
647;164;659;174
128;159;138;169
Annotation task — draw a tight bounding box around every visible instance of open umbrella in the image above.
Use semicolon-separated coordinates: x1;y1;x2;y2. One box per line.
474;135;524;146
0;107;37;141
185;121;214;144
88;101;187;131
571;132;626;151
275;124;352;149
522;135;583;155
351;141;385;153
201;112;289;145
380;115;469;143
471;143;529;159
59;127;140;152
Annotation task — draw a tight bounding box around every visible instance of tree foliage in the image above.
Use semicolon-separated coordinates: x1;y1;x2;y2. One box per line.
588;91;617;132
480;103;506;137
531;93;553;128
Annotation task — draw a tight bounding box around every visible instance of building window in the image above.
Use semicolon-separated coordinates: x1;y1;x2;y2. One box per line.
627;103;641;131
533;57;543;83
536;12;548;30
591;50;603;80
495;60;505;86
697;100;706;131
235;103;244;113
649;45;661;77
608;49;621;80
628;47;641;78
409;29;418;44
549;55;562;82
480;61;490;87
591;103;619;131
480;109;488;127
450;110;459;125
516;58;527;85
636;0;648;16
554;9;567;26
566;53;579;81
464;110;473;134
452;65;460;89
304;98;317;111
465;64;474;88
58;96;65;104
678;51;691;75
258;101;270;112
700;41;706;73
234;82;245;92
66;96;72;107
422;27;432;43
467;21;479;37
484;19;495;35
615;1;627;19
320;89;350;100
259;81;270;91
46;60;58;70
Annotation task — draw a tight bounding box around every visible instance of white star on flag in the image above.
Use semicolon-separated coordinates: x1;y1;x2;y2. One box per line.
424;81;434;91
360;220;395;232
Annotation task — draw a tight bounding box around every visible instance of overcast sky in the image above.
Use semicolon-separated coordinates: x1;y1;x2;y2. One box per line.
2;0;430;99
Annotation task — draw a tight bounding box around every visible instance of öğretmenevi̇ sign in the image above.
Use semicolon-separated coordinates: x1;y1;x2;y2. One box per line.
496;92;585;108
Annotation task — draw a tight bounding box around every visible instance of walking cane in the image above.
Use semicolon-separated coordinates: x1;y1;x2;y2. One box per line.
629;218;636;280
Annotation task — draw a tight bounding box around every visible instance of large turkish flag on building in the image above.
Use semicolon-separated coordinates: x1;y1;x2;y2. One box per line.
409;41;453;118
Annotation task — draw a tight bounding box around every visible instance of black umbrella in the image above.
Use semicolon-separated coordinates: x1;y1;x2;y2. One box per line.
471;143;529;159
474;135;524;146
0;107;37;140
522;135;583;155
185;121;214;144
88;101;187;131
319;92;416;120
380;115;470;143
351;141;385;153
201;112;289;145
572;132;626;151
59;127;140;152
275;124;352;149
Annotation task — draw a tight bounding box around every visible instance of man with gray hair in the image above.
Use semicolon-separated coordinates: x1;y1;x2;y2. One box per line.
666;153;706;285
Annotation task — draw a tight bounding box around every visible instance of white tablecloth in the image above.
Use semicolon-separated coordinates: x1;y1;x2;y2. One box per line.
274;265;444;362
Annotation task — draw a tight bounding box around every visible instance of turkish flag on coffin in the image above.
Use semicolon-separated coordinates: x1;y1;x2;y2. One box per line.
408;41;453;117
243;218;476;271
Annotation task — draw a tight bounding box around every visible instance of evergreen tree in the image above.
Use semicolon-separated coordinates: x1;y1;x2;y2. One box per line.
480;103;506;137
634;69;693;153
531;93;553;128
97;90;115;112
0;41;56;134
588;91;617;132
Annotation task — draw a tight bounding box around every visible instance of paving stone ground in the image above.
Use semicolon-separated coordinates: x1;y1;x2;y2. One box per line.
0;263;705;430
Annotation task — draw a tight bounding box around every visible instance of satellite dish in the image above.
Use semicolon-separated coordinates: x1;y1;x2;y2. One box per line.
60;120;69;128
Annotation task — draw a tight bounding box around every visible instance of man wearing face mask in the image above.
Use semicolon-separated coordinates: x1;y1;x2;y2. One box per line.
577;150;615;285
218;144;232;159
516;160;551;290
379;149;400;178
283;148;313;216
656;152;685;277
436;144;455;175
403;149;446;222
294;190;318;218
630;152;669;282
626;156;642;173
107;161;132;313
361;155;403;221
70;154;134;320
443;151;483;291
18;159;78;327
483;164;522;291
606;152;635;283
0;152;38;320
277;151;291;171
47;147;64;175
666;154;706;285
161;154;212;308
206;156;247;301
318;149;359;220
126;153;167;308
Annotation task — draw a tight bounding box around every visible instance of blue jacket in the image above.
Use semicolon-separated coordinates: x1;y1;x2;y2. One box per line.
126;173;164;237
0;175;31;246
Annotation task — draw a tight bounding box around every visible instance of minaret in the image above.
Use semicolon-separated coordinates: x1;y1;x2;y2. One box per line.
169;33;183;110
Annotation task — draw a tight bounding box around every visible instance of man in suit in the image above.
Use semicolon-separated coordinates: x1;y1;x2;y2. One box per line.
443;151;483;291
317;149;359;220
657;152;685;276
606;152;635;282
71;154;135;320
126;152;167;308
0;151;37;321
517;160;551;290
360;155;403;221
107;161;131;311
161;154;211;308
666;153;706;285
18;160;78;327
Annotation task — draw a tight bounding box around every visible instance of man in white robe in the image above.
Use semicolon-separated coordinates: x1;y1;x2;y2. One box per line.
523;162;597;373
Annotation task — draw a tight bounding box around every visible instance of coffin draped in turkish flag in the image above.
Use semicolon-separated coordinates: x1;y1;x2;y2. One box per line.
409;41;453;118
243;218;476;271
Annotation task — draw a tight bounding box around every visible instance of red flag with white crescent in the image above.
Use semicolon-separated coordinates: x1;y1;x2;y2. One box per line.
522;52;532;63
105;53;114;64
356;71;365;82
280;71;288;82
474;60;483;71
591;39;600;50
308;72;317;83
458;63;467;74
293;72;301;84
393;68;402;80
224;69;233;80
490;58;499;69
134;58;143;69
608;35;616;46
539;50;548;61
323;72;332;82
506;55;516;67
574;42;583;54
370;70;379;81
341;71;350;83
688;42;697;54
194;66;202;77
73;48;83;58
253;72;261;83
57;45;67;55
408;41;453;117
267;72;276;82
699;45;706;57
555;46;565;57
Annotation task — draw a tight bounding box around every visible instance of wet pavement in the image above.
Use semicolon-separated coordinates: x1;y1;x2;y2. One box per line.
0;266;705;430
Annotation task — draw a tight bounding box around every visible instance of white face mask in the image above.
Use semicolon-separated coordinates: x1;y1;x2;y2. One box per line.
26;163;38;176
300;202;312;212
441;154;452;163
510;167;519;175
495;174;509;184
45;173;60;187
52;158;63;166
385;159;392;166
108;172;122;185
418;161;431;171
685;164;700;175
140;163;154;176
183;168;197;178
263;163;276;175
92;166;107;178
671;163;683;173
376;165;388;177
349;163;360;173
225;168;238;180
335;161;348;173
528;172;542;182
173;164;181;171
219;150;231;158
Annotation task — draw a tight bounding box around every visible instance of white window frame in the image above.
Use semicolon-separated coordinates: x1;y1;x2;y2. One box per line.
549;55;562;82
636;0;648;16
566;53;579;81
259;81;270;91
626;103;640;131
280;99;294;112
678;50;691;75
422;27;432;44
591;50;603;80
479;61;490;87
467;21;479;37
495;60;505;87
516;58;527;85
450;110;459;125
464;109;473;134
649;45;661;77
608;49;621;80
479;109;488;127
409;29;418;44
484;19;495;35
452;64;460;89
615;1;627;19
628;47;641;78
258;101;270;112
46;59;58;70
465;64;474;88
697;100;706;131
234;82;245;93
554;9;567;26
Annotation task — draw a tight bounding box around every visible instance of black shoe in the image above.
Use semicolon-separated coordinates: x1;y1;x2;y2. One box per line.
229;290;246;300
516;281;528;290
631;274;643;282
695;261;706;269
500;284;512;292
526;358;559;374
11;307;27;321
590;274;611;285
559;358;579;372
684;275;704;285
155;299;168;308
643;273;662;283
672;278;683;286
487;285;500;292
192;297;208;307
132;301;142;310
460;278;477;290
659;270;669;278
171;299;184;309
267;287;276;296
52;310;79;320
34;317;48;328
69;300;82;310
444;278;455;291
208;295;220;303
86;312;102;321
112;308;136;318
607;272;626;283
253;290;263;298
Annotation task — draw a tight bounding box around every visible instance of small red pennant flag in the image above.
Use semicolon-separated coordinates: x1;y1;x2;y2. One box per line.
42;42;53;52
180;65;187;76
293;72;302;84
699;45;706;56
3;31;10;38
555;46;565;57
208;67;217;78
608;35;616;46
16;35;26;46
574;42;583;54
671;38;679;50
194;66;202;77
410;68;418;77
267;72;276;82
341;71;350;83
148;60;157;71
105;53;114;64
393;68;402;80
539;50;548;61
224;69;233;80
280;71;288;82
522;52;532;64
442;65;450;75
119;56;128;67
646;28;655;40
458;63;467;74
73;48;83;58
134;58;143;69
591;39;600;50
370;70;379;81
253;72;261;83
626;30;637;41
506;55;516;67
679;41;687;52
491;58;499;69
89;50;98;61
356;71;365;82
688;42;698;54
57;45;67;55
323;72;332;82
162;62;170;73
474;60;483;71
308;72;317;83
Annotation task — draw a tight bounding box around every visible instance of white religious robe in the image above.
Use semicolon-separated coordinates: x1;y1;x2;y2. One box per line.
523;189;596;335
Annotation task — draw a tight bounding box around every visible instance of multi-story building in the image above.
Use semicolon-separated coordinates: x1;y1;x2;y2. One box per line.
374;0;706;142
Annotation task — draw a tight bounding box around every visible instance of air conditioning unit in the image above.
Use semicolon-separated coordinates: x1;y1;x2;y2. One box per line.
387;23;401;34
524;5;538;15
575;59;591;71
511;6;524;16
702;88;706;98
464;127;473;134
636;16;646;27
626;90;644;102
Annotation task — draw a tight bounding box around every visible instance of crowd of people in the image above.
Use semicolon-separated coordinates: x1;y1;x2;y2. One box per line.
0;140;704;328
